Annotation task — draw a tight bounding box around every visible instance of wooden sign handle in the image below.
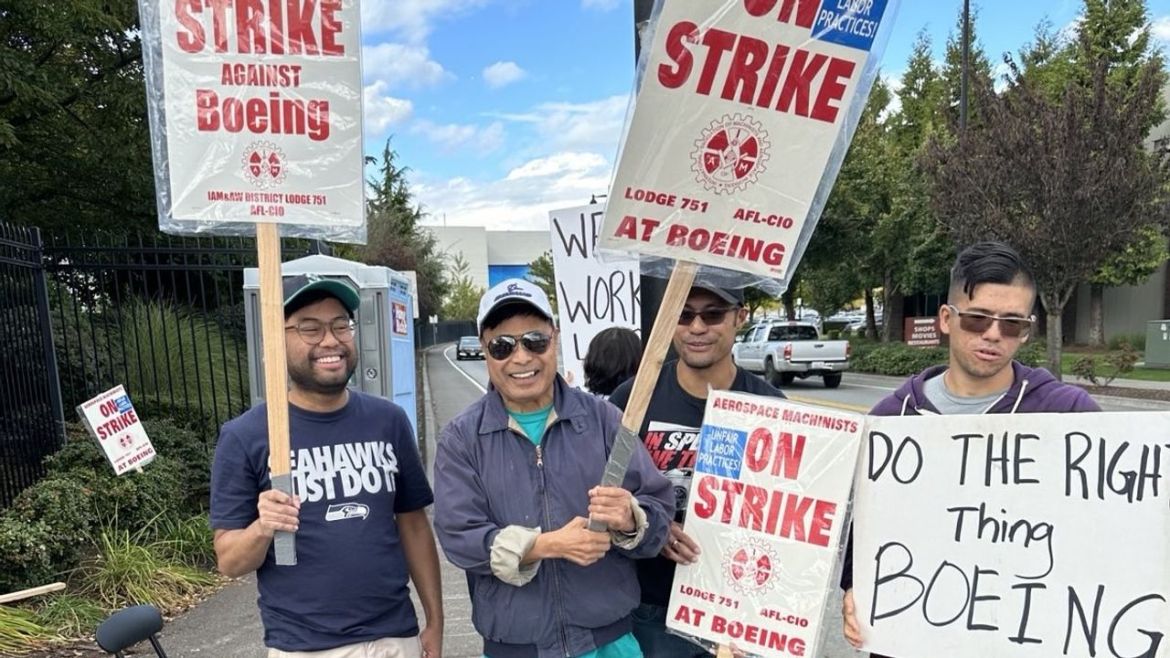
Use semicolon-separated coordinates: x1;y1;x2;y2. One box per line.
256;223;296;565
619;260;698;433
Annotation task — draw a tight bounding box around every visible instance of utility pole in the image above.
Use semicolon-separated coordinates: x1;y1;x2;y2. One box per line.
633;0;666;346
960;0;970;130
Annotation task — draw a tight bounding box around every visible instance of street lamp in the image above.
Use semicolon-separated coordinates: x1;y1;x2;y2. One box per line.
960;0;970;130
590;193;608;204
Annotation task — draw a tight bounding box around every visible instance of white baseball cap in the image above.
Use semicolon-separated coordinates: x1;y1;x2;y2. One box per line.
477;279;555;334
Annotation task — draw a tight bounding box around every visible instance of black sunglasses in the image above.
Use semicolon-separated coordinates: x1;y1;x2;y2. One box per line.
678;306;735;326
946;305;1034;338
486;331;553;360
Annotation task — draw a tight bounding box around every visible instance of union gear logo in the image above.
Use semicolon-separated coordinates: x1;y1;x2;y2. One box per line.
722;536;778;596
692;114;770;194
242;141;288;189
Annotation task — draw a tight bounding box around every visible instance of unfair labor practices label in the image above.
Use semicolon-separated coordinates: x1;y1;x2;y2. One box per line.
854;412;1170;658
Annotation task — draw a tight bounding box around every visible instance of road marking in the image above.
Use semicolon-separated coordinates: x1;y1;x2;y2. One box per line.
785;395;870;413
442;345;487;393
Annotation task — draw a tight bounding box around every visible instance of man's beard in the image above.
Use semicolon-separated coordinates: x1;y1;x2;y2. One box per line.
288;357;356;395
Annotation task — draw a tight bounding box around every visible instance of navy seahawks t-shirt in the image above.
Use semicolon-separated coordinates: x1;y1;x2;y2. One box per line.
210;391;433;651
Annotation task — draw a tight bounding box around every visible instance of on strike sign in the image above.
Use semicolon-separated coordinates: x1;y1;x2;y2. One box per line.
140;0;364;230
77;386;156;476
668;391;864;657
854;413;1170;658
599;0;893;279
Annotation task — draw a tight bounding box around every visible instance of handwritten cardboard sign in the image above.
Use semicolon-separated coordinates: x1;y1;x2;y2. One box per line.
77;386;156;475
854;412;1170;658
598;0;893;279
142;0;364;229
548;203;641;388
667;391;864;657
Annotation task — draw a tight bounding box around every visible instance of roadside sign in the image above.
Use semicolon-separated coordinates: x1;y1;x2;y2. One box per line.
77;386;156;475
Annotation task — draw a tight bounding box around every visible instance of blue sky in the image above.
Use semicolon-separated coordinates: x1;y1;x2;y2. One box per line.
363;0;1170;231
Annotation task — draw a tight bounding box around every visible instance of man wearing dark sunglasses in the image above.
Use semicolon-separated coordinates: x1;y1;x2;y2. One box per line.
434;278;673;658
840;241;1099;656
607;284;784;657
211;274;444;658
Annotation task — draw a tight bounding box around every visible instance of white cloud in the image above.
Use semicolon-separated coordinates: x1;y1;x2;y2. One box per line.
363;0;491;43
1151;16;1170;43
483;61;527;89
495;94;631;154
414;151;612;229
363;82;413;134
412;120;506;155
363;43;450;89
582;0;623;11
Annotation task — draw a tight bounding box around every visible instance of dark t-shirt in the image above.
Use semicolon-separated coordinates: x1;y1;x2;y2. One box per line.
210;392;433;651
608;360;784;606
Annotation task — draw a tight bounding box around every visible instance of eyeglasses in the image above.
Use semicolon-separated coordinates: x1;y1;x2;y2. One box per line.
486;331;552;360
946;305;1034;338
284;318;356;344
678;306;735;326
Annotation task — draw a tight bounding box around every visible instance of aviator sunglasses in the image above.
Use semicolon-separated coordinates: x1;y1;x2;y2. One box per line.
946;304;1034;338
486;331;553;360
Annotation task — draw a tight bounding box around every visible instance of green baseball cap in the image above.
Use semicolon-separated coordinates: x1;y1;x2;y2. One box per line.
283;274;360;317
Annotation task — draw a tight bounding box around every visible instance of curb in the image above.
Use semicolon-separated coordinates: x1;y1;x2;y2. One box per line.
421;346;438;473
1083;393;1170;411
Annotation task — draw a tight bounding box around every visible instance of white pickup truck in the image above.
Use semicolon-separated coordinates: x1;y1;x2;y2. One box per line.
734;321;851;388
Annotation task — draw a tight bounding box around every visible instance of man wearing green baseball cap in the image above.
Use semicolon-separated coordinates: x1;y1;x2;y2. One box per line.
211;274;444;658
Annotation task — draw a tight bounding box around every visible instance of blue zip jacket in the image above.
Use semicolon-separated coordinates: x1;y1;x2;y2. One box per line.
434;376;673;658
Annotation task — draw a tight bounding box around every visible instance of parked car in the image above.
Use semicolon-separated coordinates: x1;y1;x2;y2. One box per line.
456;336;483;360
733;321;851;388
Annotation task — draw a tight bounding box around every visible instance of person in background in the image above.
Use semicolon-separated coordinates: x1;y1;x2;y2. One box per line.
840;241;1099;657
583;327;643;398
433;278;673;658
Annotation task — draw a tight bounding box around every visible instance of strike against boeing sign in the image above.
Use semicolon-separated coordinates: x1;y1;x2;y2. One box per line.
140;0;364;232
853;412;1170;658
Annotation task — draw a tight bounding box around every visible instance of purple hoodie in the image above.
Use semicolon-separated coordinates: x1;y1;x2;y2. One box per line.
870;361;1100;416
841;361;1099;596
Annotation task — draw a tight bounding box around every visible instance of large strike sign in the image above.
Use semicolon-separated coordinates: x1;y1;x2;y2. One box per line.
668;391;864;657
854;412;1170;658
548;203;640;388
598;0;892;279
141;0;364;231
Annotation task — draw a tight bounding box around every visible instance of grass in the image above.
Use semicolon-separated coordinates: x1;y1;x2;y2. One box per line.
0;605;55;655
32;595;104;639
1058;348;1170;383
75;528;218;611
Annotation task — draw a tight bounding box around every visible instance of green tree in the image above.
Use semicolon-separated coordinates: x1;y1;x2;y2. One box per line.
923;48;1170;376
350;139;449;321
441;253;483;321
526;251;558;315
1088;227;1168;346
743;287;774;323
1;1;156;233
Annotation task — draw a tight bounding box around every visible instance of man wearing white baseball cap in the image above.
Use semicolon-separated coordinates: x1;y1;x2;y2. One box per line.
434;278;673;658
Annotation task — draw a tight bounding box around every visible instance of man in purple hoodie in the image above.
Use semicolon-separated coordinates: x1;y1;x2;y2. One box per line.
840;241;1099;656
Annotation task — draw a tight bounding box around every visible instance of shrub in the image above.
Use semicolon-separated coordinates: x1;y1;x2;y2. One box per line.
1015;341;1047;368
152;514;215;568
8;478;99;569
0;517;57;593
852;343;948;377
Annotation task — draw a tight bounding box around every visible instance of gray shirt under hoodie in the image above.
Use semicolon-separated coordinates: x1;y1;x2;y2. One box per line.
922;371;1008;415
